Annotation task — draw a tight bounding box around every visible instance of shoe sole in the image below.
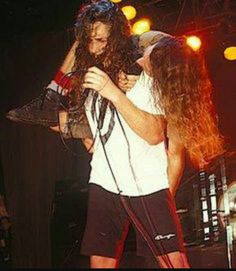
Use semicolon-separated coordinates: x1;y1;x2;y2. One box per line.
6;113;58;127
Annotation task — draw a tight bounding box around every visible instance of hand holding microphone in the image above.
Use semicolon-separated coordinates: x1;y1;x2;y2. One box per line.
118;62;142;92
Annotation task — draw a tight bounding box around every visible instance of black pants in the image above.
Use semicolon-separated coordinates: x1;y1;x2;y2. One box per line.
81;184;185;259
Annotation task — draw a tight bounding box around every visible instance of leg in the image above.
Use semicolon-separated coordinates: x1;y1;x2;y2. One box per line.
90;255;117;268
157;251;190;268
80;185;129;269
131;189;191;268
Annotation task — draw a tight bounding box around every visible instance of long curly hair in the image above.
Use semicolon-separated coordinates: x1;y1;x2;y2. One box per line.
150;36;224;168
70;0;139;106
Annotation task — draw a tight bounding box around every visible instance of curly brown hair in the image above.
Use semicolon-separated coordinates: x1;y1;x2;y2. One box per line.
150;36;224;168
70;0;140;107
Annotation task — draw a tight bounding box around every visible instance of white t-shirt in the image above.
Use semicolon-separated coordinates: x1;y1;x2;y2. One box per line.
84;71;169;196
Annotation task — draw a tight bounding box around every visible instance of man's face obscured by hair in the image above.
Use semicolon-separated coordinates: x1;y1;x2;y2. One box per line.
88;21;111;58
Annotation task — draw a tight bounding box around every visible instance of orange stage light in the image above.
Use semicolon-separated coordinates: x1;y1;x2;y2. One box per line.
121;5;137;20
111;0;122;3
186;36;202;51
132;19;151;35
224;46;236;61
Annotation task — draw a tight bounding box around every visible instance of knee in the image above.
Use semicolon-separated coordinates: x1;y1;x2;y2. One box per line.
90;255;117;268
158;251;190;268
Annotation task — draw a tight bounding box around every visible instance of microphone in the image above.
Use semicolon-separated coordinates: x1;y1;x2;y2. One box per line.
126;61;143;76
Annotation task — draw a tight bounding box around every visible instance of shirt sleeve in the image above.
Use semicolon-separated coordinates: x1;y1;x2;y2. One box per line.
126;71;165;116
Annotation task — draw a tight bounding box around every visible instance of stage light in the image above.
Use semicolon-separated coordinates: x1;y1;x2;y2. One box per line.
121;5;137;20
224;46;236;61
132;19;151;35
111;0;122;3
186;36;202;51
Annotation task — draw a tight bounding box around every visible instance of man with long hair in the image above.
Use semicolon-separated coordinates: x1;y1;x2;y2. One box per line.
53;1;190;269
75;28;225;268
70;23;225;268
138;35;224;169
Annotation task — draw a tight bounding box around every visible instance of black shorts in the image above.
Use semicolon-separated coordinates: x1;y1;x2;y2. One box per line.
80;184;185;258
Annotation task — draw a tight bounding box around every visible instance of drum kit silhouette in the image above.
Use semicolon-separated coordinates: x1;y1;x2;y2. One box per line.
176;151;236;268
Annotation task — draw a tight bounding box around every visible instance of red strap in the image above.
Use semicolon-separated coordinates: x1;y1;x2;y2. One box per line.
54;70;72;88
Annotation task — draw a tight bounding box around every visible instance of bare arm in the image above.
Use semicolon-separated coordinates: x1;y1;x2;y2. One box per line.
112;91;165;145
167;126;185;196
60;40;78;73
83;67;165;145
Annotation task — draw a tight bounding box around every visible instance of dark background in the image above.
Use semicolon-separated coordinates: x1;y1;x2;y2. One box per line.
1;0;235;148
0;0;236;268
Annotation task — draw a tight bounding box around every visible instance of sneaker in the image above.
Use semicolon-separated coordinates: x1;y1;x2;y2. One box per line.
6;88;67;127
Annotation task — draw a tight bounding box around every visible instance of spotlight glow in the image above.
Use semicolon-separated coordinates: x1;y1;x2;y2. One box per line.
132;19;151;35
111;0;122;3
224;46;236;61
186;36;202;51
121;5;137;20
